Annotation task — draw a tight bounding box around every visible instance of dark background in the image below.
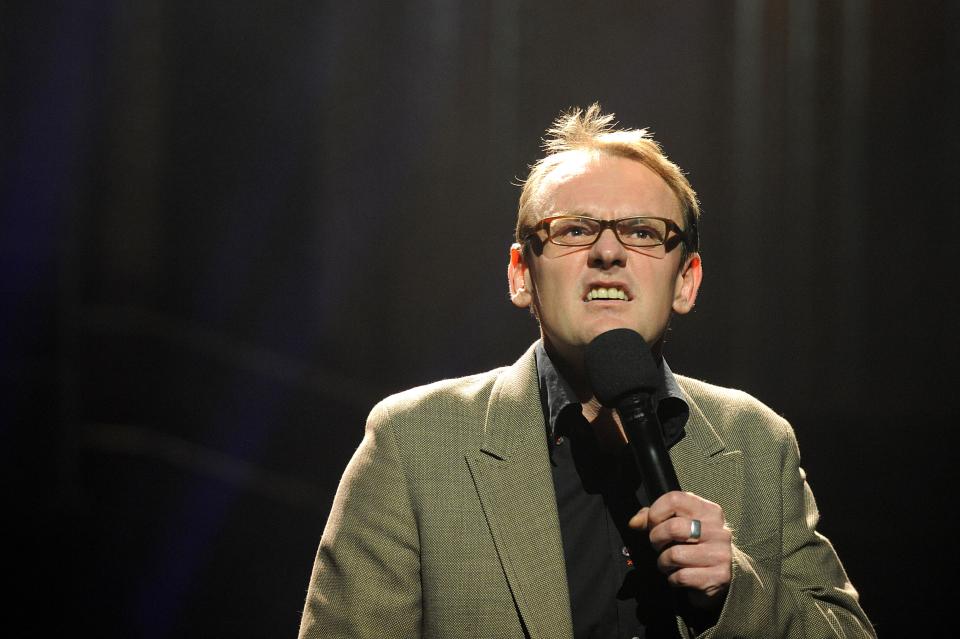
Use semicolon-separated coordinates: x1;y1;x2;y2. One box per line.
3;1;957;636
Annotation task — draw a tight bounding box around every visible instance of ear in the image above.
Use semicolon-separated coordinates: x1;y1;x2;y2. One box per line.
508;243;533;309
672;253;702;315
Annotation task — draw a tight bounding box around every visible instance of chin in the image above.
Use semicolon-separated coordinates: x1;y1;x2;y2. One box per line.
586;318;639;337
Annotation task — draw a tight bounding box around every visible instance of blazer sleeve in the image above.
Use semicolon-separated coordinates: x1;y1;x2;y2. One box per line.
691;421;875;638
298;402;422;639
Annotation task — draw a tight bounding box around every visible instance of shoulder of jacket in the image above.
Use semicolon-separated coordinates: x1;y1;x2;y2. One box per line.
359;365;517;462
366;365;510;424
675;373;794;444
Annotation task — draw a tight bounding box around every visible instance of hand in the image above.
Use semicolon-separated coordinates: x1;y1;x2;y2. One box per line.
629;491;732;610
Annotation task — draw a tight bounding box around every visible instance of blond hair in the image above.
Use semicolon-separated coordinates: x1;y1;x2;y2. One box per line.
515;104;700;254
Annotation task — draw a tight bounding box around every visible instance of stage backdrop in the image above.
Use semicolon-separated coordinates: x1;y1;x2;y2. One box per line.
3;1;958;636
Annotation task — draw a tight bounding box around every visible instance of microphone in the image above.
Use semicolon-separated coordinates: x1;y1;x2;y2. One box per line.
585;328;681;502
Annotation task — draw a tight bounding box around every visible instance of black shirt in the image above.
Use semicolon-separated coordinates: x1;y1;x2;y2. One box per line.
535;343;690;639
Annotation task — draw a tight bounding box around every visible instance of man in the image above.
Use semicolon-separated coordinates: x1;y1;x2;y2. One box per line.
298;105;874;638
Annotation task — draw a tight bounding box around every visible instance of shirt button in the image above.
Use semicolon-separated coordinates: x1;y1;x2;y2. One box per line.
555;435;564;445
621;546;630;557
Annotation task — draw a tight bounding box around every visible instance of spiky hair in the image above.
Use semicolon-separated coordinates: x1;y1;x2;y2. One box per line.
515;103;700;254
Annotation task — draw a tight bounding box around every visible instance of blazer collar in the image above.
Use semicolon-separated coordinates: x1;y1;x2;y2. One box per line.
676;380;726;457
479;345;731;462
479;342;541;459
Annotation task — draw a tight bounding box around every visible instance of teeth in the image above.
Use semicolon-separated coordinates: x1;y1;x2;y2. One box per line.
587;287;627;301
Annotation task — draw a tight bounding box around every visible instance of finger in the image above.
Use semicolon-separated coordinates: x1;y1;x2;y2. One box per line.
645;491;687;527
628;507;650;531
648;491;724;527
648;516;705;551
664;565;731;598
656;539;731;573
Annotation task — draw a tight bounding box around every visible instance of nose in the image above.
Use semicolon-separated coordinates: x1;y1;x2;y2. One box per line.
588;228;627;269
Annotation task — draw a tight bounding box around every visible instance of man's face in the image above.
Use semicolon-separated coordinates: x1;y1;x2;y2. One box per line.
509;153;702;363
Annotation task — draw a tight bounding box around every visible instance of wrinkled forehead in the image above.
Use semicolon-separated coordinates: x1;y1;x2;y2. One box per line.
538;150;595;191
525;150;593;217
527;150;681;222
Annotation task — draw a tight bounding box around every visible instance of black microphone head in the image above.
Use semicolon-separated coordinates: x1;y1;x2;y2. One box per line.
585;328;659;407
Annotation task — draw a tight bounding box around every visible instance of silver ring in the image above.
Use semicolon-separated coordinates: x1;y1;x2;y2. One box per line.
689;518;702;541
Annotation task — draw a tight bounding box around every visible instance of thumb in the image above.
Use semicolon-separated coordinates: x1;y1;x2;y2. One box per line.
628;507;651;531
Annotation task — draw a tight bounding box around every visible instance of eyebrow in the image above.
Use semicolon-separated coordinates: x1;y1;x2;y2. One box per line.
549;211;662;218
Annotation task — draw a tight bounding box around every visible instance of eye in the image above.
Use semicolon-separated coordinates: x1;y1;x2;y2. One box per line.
620;219;665;244
551;218;597;239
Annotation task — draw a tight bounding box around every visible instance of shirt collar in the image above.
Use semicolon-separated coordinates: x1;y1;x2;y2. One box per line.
535;341;689;448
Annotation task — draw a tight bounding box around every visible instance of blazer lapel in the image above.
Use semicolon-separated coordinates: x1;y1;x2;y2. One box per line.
466;344;574;639
671;382;746;533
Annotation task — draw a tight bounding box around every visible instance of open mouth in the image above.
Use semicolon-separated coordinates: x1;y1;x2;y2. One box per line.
585;286;629;301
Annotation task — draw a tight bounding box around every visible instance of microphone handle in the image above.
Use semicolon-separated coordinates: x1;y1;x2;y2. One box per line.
617;395;681;502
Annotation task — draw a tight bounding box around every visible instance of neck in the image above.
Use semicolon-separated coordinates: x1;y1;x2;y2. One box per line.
541;334;665;413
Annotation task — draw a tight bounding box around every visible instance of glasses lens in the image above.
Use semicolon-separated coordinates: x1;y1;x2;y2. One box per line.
617;217;668;247
548;217;600;246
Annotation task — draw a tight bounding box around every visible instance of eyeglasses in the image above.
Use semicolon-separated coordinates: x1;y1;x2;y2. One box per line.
524;215;692;256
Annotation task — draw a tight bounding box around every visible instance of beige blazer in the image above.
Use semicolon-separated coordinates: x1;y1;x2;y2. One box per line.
298;343;874;638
